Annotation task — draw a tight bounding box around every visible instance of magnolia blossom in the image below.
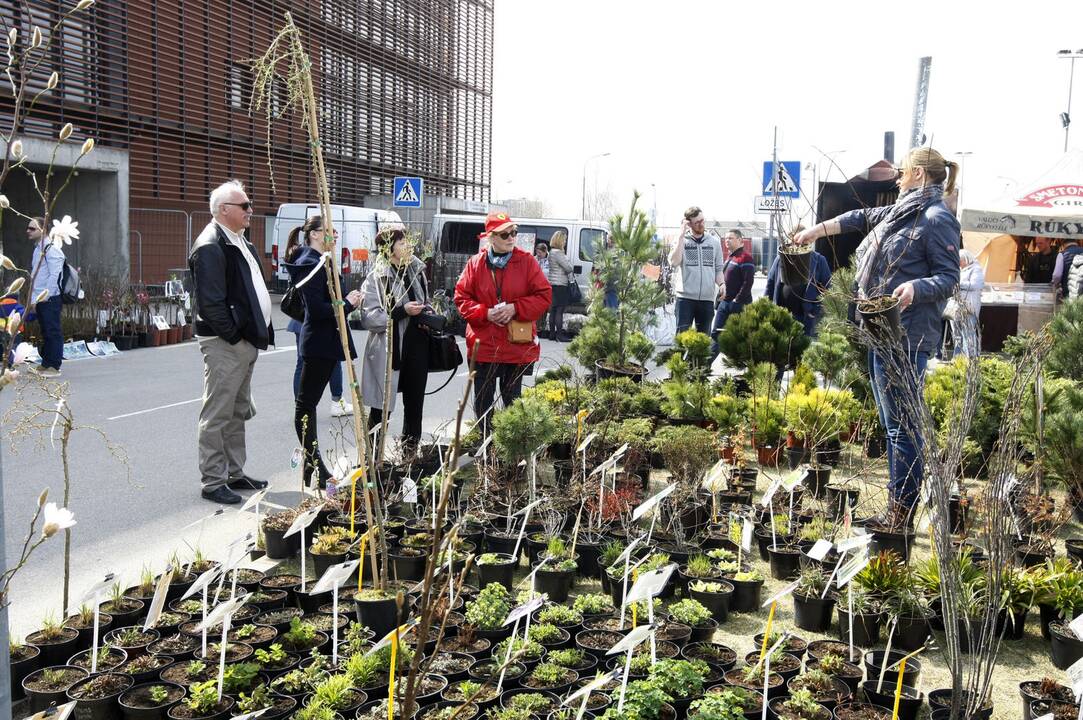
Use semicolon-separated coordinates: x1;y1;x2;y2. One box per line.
7;28;16;46
30;27;41;49
0;254;14;270
50;215;79;249
10;140;23;158
59;123;73;141
45;72;58;91
0;369;18;387
6;311;20;331
12;342;34;364
42;502;76;538
6;276;24;294
80;138;94;156
0;194;8;208
75;0;95;10
34;289;49;304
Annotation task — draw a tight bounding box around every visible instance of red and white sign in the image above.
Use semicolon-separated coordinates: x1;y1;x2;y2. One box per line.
1016;185;1083;208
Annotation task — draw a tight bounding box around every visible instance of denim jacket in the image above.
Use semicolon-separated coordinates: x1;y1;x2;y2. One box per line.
839;200;960;354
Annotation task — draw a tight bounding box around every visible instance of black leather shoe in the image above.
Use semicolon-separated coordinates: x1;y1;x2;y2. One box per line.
227;475;268;490
202;485;242;504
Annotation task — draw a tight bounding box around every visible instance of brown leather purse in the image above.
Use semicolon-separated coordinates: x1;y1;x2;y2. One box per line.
491;267;534;344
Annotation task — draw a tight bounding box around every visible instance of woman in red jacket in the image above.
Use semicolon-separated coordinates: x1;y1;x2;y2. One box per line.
455;211;552;431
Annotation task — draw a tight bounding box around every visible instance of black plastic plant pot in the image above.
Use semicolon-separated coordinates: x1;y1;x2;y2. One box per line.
119;681;186;720
754;529;774;562
896;610;931;649
311;550;347;579
786;446;808;470
9;643;41;702
534;567;576;604
690;582;734;623
1050;622;1083;670
1067;537;1083;566
779;247;812;288
27;627;80;667
483;531;520;561
1020;680;1076;720
928;689;993;720
574;536;604;578
793;591;836;633
727;576;764;613
767;544;801;581
23;665;89;714
354;594;400;640
863;650;921;689
868;528;915;562
476;555;517;592
391;550;428;582
837;608;882;648
825;486;860;522
859;681;923;720
165;696;235;720
858;296;903;342
263;527;300;560
804;466;832;499
67;673;136;720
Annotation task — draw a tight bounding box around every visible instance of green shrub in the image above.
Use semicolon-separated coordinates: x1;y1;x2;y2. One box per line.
717;298;809;371
492;396;563;462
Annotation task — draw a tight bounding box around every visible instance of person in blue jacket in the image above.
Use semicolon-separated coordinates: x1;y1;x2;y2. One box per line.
764;229;832;337
283;215;362;488
795;147;961;530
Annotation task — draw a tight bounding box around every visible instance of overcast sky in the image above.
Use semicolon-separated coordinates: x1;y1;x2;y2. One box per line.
490;0;1083;229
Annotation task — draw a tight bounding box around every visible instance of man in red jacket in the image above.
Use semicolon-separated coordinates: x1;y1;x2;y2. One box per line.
455;211;552;431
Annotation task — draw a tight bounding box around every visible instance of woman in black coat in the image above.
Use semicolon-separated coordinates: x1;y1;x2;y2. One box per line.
283;216;361;487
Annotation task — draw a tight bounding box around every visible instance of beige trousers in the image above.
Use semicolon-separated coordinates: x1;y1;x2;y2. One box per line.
197;337;258;489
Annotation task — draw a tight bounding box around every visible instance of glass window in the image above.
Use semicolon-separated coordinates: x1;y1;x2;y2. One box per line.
517;225;569;247
441;221;486;255
579;228;607;261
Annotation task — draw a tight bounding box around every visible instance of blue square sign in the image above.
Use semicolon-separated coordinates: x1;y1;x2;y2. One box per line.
761;161;801;198
393;176;423;208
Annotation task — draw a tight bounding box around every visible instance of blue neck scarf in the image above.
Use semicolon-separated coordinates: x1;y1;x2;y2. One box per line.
487;247;512;269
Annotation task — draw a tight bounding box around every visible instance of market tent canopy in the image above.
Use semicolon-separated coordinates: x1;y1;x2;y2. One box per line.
962;231;1016;283
960;149;1083;240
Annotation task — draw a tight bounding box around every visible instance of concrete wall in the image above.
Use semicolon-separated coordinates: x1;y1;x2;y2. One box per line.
1;137;129;282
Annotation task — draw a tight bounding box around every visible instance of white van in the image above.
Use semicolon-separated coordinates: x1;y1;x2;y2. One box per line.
270;204;404;291
430;214;609;308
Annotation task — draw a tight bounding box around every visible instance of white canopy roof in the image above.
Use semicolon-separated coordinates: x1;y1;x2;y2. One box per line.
960;149;1083;240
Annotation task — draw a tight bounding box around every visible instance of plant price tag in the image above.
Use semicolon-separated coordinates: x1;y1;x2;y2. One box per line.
607;623;655;655
402;478;418;504
836;534;873;553
195;594;249;633
312;560;360;596
232;710;272;720
632;484;675;521
367;619;419;655
1069;654;1083;698
742;518;753;553
780;469;803;492
808;539;833;562
79;574;116;608
760;477;783;507
577;432;598;454
564;668;620;705
143;568;174;631
761;580;799;608
591;443;629;476
703;459;728;491
504;595;546;627
283;504;324;539
835;551;871;589
625;563;678;604
181;567;222;601
28;701;77;720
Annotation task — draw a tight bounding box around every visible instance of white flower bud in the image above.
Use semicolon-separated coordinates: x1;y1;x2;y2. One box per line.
8;29;16;47
75;0;95;10
6;277;24;295
58;122;73;141
35;289;49;303
30;27;41;49
0;194;8;208
0;254;14;270
7;311;20;329
80;137;94;156
10;139;22;157
37;488;48;507
46;71;58;90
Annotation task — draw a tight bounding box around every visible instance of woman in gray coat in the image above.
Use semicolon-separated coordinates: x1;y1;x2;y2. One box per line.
547;230;575;341
360;227;431;454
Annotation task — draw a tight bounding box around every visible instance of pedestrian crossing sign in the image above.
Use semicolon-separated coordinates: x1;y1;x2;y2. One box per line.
762;161;801;198
393;176;423;208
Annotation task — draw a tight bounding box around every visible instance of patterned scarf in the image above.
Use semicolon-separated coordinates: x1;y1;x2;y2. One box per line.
487;247;512;269
854;183;944;298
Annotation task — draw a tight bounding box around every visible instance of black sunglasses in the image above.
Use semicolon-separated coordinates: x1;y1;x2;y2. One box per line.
496;230;518;239
223;201;253;211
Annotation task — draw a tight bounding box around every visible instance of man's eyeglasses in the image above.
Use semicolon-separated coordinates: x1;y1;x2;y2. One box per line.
223;201;253;211
496;230;518;239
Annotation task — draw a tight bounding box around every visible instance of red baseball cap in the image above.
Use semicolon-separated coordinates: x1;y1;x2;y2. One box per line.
478;210;515;240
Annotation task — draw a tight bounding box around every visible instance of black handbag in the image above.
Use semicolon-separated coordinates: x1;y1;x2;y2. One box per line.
281;284;305;321
566;281;583;304
427;328;462;373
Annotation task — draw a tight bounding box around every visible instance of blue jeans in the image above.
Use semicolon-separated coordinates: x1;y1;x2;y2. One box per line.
603;289;619;310
711;300;747;337
675;297;713;335
36;295;63;369
292;334;342;401
869;349;929;509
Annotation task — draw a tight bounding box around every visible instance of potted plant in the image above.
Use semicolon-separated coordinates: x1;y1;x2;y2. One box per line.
234;683;296;720
647;658;709;716
520;661;578;693
261;510;300;560
119;653;174;685
353;586;399;640
119;682;186;720
528;622;570;651
66;672;135;720
723;663;784;699
768;687;830;720
69;645;128;673
596;678;673;720
786;669;850;711
725;568;765;613
569;193;665;382
166;679;233;719
573;593;616;620
308;526;355;577
807;652;863;694
748;395;785;466
278;617;325;655
27;615;81;666
105;626;160;658
792;567;836;633
836;586;881;648
717;298;809;373
667;599;718;642
464;583;514;640
1019;678;1076;720
9;641;42;702
689;687;762;720
475;553;517;593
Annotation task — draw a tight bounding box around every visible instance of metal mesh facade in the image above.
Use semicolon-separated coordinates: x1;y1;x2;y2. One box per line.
0;0;493;213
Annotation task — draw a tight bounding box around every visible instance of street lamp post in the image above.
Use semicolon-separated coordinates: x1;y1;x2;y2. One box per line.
581;152;610;220
954;151;973;208
1057;49;1083;152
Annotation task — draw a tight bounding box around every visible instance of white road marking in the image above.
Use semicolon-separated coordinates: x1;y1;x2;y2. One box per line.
107;397;202;421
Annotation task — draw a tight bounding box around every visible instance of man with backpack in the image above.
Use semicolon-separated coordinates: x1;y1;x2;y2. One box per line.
27;216;65;377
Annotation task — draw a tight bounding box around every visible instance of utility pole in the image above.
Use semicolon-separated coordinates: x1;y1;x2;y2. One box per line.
770;126;779;247
910;57;933;148
1058;50;1083;152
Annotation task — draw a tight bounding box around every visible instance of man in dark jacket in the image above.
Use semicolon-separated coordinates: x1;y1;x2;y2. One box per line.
189;179;274;504
710;229;756;353
765;247;832;336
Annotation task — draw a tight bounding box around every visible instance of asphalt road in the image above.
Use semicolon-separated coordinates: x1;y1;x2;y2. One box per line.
0;303;577;638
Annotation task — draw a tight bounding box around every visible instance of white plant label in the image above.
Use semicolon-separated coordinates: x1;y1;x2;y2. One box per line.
474;433;494;456
367;619;418;655
143;567;174;631
79;574;116;608
761;580;800;608
232;710;272;720
180;508;224;532
283;504;324;539
240;489;269;513
632;484;675;521
577;432;598;453
836;534;873;553
29;702;76;720
1071;653;1083;689
836;551;871;589
607;623;655;655
564;668;619;705
290;447;302;469
742;518;753;553
1070;613;1083;641
196;594;249;632
760;477;783;507
625;563;677;604
402;478;418;504
1032;714;1053;720
703;459;729;490
312;560;361;596
591;443;628;476
181;567;222;601
614;535;645;568
780;468;803;491
808;539;833;561
504;595;546;627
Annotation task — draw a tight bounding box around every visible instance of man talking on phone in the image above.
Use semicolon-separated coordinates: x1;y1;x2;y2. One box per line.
668;206;725;334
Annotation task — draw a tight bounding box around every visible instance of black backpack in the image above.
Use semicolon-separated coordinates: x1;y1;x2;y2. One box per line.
59;262;82;304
